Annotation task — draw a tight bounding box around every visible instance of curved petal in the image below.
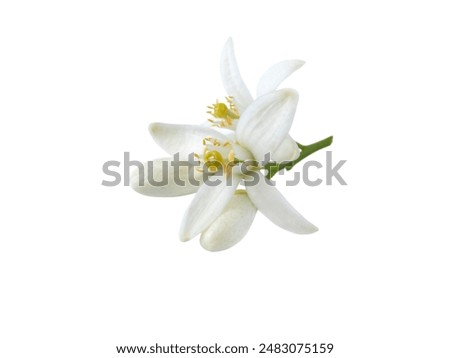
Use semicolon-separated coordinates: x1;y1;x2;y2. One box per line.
245;172;318;234
220;38;253;113
256;60;305;97
131;157;203;197
271;135;300;162
149;123;228;158
236;89;299;162
200;190;257;252
179;170;241;241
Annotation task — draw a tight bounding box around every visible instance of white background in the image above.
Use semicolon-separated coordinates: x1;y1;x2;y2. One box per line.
1;1;449;357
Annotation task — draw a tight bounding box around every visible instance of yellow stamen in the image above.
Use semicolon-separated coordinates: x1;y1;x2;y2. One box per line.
206;97;240;128
227;150;235;162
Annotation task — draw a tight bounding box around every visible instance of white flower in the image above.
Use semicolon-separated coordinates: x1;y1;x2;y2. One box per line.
131;38;324;251
133;88;317;251
214;38;306;162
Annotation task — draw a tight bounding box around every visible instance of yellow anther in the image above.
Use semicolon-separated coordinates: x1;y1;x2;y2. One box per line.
227;150;235;162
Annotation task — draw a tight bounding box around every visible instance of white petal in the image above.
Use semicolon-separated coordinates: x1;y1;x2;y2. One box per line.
271;135;300;162
245;172;318;234
131;157;203;197
220;38;253;113
179;170;241;241
149;123;228;158
256;60;305;97
236;89;299;162
200;190;257;252
233;142;254;161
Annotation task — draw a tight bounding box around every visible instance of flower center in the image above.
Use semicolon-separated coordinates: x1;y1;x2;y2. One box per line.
207;96;240;128
198;137;235;174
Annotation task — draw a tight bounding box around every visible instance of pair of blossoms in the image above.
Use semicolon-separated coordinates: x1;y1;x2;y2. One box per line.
132;39;324;251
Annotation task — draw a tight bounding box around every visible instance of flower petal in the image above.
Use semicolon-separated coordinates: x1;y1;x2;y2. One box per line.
220;38;253;113
236;89;299;162
245;171;318;234
271;135;300;162
131;157;203;197
256;60;305;97
200;190;257;252
179;170;241;241
149;123;228;158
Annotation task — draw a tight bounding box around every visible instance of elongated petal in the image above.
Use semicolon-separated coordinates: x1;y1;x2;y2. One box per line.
256;60;305;97
149;123;228;158
245;172;318;234
271;135;300;162
131;157;203;197
179;170;241;241
236;89;299;162
220;38;253;113
200;190;257;251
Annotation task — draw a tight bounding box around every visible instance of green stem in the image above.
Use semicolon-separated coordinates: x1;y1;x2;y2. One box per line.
265;136;333;179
